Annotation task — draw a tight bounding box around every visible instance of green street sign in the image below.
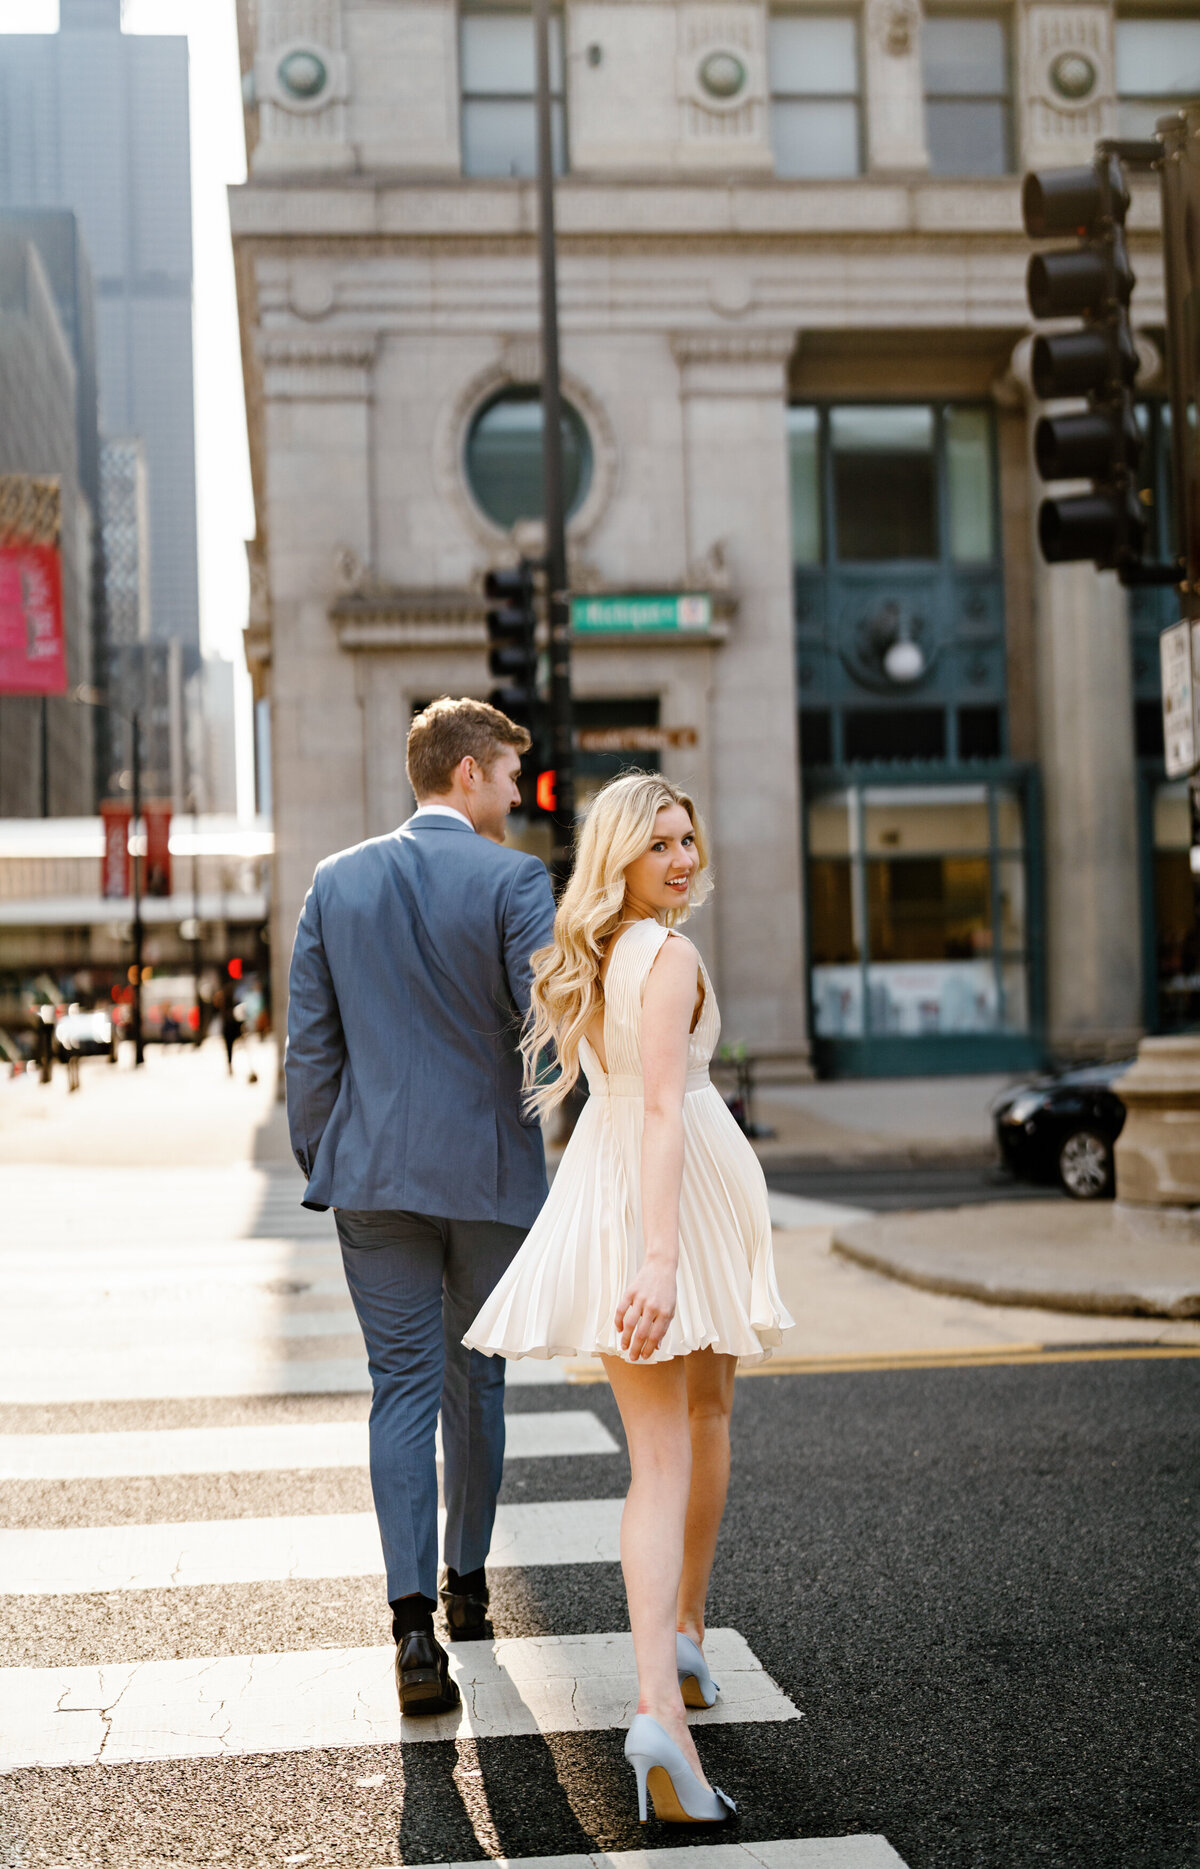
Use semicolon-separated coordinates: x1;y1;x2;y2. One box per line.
569;592;713;634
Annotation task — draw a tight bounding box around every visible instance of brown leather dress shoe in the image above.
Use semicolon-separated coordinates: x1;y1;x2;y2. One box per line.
395;1628;460;1714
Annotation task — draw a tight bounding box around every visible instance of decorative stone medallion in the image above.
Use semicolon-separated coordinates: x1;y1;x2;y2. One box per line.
1048;50;1097;101
698;49;747;99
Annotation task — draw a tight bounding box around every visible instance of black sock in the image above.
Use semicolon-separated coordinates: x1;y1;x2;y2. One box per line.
391;1593;436;1642
446;1566;487;1597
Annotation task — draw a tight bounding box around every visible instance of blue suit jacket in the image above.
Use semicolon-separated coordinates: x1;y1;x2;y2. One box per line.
285;815;556;1223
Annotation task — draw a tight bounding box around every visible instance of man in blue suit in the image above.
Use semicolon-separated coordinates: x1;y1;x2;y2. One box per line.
286;696;556;1714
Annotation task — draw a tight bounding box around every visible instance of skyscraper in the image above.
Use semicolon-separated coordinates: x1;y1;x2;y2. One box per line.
0;0;199;660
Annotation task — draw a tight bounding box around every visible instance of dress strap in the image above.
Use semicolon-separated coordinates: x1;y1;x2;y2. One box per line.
601;919;673;1077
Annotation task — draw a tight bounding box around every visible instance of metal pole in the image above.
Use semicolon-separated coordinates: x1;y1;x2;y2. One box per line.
131;705;145;1067
533;0;575;888
191;784;203;1048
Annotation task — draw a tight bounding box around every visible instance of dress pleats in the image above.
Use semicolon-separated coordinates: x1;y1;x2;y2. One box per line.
464;917;794;1367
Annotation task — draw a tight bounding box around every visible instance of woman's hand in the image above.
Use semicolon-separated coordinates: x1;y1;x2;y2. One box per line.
615;1258;677;1361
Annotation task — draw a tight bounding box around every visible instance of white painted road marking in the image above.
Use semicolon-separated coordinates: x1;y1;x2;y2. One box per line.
0;1410;619;1478
0;1346;568;1403
428;1845;909;1869
0;1627;798;1770
0;1497;623;1595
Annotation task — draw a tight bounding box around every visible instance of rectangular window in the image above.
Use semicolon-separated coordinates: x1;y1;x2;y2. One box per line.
923;13;1012;176
1116;17;1200;141
830;405;938;561
769;12;861;178
945;405;996;562
460;6;565;179
787;406;822;564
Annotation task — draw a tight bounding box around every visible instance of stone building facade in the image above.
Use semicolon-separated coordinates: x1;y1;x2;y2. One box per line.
231;0;1199;1075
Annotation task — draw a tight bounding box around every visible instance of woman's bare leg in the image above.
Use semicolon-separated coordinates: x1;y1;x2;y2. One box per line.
677;1349;737;1647
601;1353;710;1784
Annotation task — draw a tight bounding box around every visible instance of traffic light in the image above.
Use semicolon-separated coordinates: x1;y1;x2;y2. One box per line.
484;563;538;731
1023;153;1146;572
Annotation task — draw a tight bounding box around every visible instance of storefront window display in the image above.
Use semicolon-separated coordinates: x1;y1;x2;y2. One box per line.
808;782;1030;1041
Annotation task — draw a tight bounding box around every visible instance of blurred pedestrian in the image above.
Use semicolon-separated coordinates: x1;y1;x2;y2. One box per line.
215;987;242;1076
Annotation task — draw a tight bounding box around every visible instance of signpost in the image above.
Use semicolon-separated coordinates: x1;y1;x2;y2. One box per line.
570;592;713;634
576;726;699;753
1161;619;1199;780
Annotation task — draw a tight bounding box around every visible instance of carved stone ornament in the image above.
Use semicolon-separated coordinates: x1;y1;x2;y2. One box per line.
867;0;921;59
1025;6;1114;147
434;351;618;554
255;39;349;115
680;41;762;114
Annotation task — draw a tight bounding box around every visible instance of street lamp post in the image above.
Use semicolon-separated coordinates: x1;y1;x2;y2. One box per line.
129;704;145;1066
72;685;145;1067
533;0;575;889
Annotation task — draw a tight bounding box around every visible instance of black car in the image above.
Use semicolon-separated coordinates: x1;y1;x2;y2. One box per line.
993;1061;1131;1199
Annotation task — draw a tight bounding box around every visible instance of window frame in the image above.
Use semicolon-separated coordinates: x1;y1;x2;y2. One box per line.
920;5;1015;179
1114;9;1200;139
789;399;1004;571
768;7;864;180
458;2;569;181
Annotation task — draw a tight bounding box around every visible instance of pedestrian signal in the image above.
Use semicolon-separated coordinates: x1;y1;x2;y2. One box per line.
536;769;557;813
484;562;539;732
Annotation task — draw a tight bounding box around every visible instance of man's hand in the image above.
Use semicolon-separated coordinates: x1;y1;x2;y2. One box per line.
615;1258;677;1361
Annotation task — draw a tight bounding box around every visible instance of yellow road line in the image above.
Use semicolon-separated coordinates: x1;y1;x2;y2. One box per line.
562;1344;1200;1381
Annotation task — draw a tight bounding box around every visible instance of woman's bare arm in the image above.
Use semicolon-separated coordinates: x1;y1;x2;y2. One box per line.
616;933;699;1359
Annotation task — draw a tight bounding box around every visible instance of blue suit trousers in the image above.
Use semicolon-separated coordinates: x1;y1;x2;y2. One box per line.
335;1208;525;1604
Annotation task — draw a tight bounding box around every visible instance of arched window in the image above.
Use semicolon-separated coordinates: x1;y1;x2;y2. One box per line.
464;387;593;530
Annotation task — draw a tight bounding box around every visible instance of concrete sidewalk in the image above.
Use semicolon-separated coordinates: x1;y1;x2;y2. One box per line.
830;1199;1200;1321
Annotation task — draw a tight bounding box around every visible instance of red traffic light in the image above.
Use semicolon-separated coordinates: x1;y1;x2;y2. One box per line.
228;957;244;981
536;770;557;813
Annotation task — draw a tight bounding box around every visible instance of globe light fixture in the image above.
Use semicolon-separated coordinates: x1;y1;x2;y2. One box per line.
883;635;926;684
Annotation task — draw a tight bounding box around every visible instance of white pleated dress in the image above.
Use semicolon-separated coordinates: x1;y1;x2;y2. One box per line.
464;918;794;1367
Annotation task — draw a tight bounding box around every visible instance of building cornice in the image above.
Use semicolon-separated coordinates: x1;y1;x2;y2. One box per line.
229;175;1164;246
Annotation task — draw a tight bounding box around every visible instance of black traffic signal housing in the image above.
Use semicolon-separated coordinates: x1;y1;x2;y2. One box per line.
484;562;539;732
1023;151;1147;574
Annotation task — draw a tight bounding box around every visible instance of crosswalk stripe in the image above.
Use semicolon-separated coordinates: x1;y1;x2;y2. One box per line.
0;1410;620;1478
0;1497;623;1595
1;1627;797;1770
0;1347;568;1403
429;1845;909;1868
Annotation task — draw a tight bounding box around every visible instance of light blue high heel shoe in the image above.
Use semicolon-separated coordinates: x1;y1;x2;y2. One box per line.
624;1712;736;1824
676;1632;720;1710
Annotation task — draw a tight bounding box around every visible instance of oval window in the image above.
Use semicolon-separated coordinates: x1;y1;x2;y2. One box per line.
465;388;593;530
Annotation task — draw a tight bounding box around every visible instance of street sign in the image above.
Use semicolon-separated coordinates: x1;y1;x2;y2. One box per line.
576;726;699;753
569;593;712;634
1161;619;1199;778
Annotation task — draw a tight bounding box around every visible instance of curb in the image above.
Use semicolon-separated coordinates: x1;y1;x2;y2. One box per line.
832;1206;1200;1320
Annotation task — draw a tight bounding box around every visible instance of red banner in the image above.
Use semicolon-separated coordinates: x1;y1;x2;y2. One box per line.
100;802;131;900
0;544;66;695
144;803;172;898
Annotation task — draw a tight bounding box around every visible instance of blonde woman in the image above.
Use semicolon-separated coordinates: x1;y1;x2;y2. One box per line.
466;772;792;1825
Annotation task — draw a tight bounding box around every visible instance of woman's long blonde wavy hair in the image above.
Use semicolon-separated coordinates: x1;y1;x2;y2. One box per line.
521;770;713;1118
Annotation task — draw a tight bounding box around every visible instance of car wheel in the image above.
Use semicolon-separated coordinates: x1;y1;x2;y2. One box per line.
1058;1129;1114;1200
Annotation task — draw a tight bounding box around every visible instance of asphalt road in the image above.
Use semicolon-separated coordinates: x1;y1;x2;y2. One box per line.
765;1157;1066;1211
3;1357;1194;1869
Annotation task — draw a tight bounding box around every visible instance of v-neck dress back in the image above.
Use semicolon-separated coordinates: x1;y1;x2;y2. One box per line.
464;917;792;1366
